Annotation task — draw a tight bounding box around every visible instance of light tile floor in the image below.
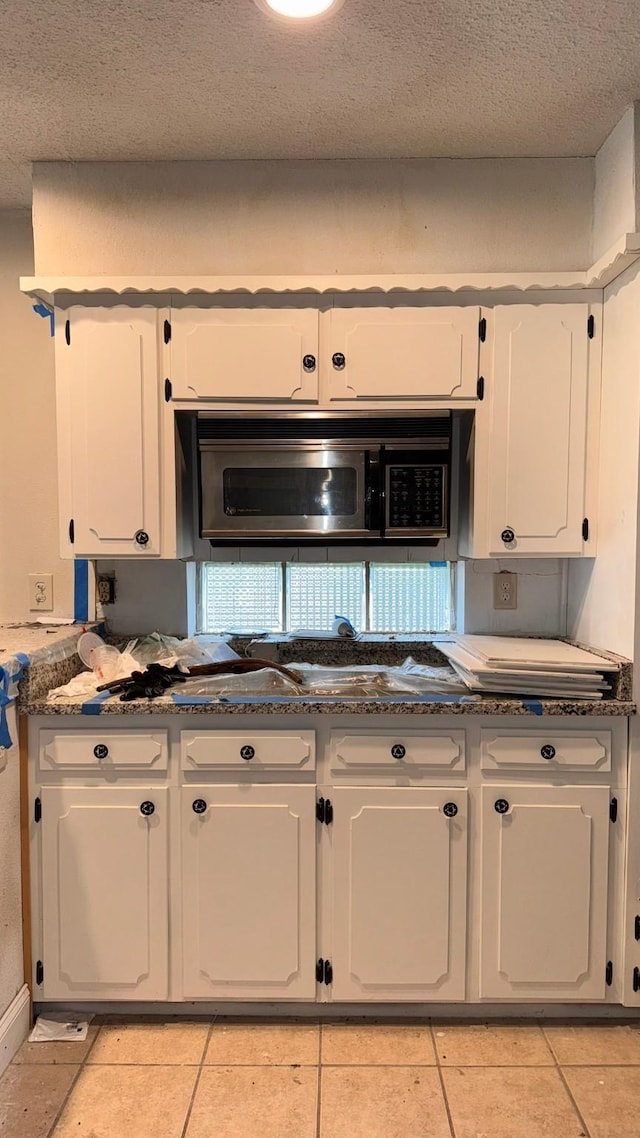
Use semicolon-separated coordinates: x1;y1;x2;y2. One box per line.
2;1019;640;1137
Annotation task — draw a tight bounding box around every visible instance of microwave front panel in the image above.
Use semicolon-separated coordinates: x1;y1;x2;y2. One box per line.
200;448;370;538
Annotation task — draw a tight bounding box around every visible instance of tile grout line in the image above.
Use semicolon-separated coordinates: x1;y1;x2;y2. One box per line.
430;1022;457;1138
316;1023;323;1138
43;1022;103;1138
540;1025;594;1138
178;1021;215;1138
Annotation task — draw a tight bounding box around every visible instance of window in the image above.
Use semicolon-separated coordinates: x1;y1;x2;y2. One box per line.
200;562;453;633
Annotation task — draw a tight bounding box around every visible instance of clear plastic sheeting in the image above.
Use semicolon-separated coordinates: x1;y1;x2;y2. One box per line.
122;633;239;667
177;659;470;699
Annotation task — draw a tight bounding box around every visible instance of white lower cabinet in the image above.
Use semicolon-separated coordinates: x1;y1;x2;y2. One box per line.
480;785;611;1001
40;787;169;1000
329;787;468;1001
181;785;317;999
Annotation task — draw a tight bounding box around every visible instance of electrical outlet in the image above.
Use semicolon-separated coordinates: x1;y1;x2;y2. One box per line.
29;573;53;611
96;575;116;606
493;570;517;610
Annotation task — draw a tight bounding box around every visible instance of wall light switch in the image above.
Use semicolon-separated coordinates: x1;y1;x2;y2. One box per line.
29;573;53;611
493;570;517;610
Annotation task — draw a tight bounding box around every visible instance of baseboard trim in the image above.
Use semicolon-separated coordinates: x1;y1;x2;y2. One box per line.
0;986;30;1076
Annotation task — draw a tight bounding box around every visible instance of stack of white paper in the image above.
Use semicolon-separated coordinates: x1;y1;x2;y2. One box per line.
438;635;617;699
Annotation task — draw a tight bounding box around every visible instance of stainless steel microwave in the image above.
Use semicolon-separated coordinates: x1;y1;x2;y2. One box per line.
197;413;451;543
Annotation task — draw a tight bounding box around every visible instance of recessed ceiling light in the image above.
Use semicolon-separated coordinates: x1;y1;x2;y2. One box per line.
254;0;345;20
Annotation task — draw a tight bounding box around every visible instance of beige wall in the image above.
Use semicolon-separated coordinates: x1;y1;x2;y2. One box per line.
0;211;74;621
32;158;594;276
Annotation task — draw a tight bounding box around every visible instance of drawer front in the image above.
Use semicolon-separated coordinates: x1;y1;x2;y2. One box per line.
480;730;611;772
330;731;465;772
40;731;169;772
181;731;315;771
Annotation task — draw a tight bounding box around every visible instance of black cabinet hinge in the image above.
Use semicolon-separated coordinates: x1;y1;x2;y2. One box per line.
34;797;42;823
164;377;172;402
582;518;589;542
634;966;640;993
64;318;71;345
477;375;485;400
479;316;487;342
316;798;333;825
163;319;172;344
610;797;618;823
68;519;75;545
606;960;613;986
635;915;640;941
316;958;333;985
36;960;44;985
587;314;595;339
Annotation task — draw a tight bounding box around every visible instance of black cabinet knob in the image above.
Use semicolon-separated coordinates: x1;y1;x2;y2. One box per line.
93;743;109;760
501;528;515;545
443;802;458;818
302;354;316;372
140;801;155;816
390;744;406;760
540;744;556;760
135;530;150;547
494;799;510;814
240;745;255;761
192;799;207;815
332;352;346;370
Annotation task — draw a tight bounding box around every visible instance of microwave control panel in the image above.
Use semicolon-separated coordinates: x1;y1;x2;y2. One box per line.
385;463;447;535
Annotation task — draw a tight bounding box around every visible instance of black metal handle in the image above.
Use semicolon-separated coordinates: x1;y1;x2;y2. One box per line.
540;744;556;761
494;799;510;814
302;354;316;372
135;530;150;547
391;744;406;760
240;745;255;761
332;352;346;370
93;744;109;760
140;801;155;816
501;528;515;545
192;799;207;815
443;802;458;818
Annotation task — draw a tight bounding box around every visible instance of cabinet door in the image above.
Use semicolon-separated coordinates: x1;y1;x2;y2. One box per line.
487;305;590;555
327;307;480;402
40;787;168;1000
168;309;319;401
330;787;467;1001
55;308;161;557
480;785;610;1001
182;785;316;999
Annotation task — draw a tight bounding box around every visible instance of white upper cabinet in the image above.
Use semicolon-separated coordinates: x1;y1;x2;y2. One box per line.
326;307;481;403
480;785;610;1002
167;309;320;402
40;787;168;1001
330;787;467;1001
465;304;595;558
55;307;162;558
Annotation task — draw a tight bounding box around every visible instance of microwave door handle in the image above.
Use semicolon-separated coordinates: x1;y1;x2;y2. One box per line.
365;453;383;535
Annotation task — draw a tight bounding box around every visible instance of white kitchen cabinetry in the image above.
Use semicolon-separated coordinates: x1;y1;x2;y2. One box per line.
480;784;611;1001
461;304;597;557
327;307;481;403
167;309;320;402
329;787;467;1000
181;785;317;999
40;787;169;1000
55;307;162;558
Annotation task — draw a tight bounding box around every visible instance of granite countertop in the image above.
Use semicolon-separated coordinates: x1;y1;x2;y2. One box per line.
0;623;95;695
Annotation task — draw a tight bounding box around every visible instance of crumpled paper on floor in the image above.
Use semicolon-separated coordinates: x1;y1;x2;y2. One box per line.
28;1013;93;1042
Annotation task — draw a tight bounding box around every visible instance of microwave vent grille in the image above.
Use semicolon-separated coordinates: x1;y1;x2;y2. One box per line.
197;414;451;444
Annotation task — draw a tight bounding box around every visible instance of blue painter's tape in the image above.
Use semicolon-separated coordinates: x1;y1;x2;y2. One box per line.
32;302;55;337
80;691;113;715
522;699;544;716
74;560;89;623
171;695;217;705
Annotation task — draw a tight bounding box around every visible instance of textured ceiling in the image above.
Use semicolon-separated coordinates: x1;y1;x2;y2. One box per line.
1;0;640;207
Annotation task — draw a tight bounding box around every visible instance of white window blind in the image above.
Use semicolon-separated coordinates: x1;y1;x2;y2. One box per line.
200;562;452;633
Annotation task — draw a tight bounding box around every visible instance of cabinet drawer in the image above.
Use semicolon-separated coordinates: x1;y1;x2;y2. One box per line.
181;730;315;771
480;730;611;772
330;731;465;772
39;731;168;772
